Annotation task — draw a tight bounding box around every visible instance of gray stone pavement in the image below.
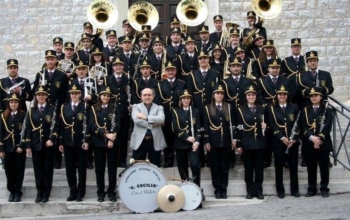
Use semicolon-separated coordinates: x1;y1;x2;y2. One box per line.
12;193;350;220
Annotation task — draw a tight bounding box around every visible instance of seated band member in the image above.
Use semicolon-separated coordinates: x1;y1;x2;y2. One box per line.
204;85;236;199
268;85;300;199
25;85;60;203
90;86;120;202
59;84;90;202
302;87;333;198
236;85;267;200
130;88;166;167
0;93;27;202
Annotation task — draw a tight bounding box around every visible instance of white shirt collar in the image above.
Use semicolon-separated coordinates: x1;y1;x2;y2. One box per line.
270;74;278;79
11;111;17;115
71;102;79;107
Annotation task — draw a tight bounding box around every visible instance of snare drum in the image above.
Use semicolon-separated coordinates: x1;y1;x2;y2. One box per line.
180;182;203;211
118;163;167;213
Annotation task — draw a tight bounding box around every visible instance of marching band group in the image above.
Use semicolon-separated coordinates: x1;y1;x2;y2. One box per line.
0;10;334;207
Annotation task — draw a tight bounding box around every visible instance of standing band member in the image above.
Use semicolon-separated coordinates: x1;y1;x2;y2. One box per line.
0;93;26;202
302;87;333;198
204;85;235;199
25;85;60;203
90;86;120;202
236;85;267;200
268;85;300;198
59;84;90;202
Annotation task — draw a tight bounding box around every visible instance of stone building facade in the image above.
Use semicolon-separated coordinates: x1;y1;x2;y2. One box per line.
0;0;349;101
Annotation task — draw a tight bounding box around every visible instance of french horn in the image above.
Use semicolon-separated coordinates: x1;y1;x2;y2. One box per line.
86;0;119;29
176;0;208;26
251;0;283;19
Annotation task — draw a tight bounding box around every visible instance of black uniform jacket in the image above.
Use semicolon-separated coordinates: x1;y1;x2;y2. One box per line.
59;102;91;147
301;105;333;151
154;79;186;124
267;103;300;147
75;49;91;66
222;75;255;108
0;111;26;152
236;104;267;150
0;77;33;112
172;107;201;150
69;78;98;105
106;74;130;118
203;104;236;147
90;104;120;147
119;51;138;78
177;53;199;82
281;55;306;78
209;32;222;44
25;104;60;151
131;77;158;105
166;44;186;58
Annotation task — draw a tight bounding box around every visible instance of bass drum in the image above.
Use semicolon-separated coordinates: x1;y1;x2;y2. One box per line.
118;162;167;213
180;182;203;211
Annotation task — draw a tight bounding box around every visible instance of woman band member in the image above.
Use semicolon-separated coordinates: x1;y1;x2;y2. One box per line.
58;84;90;202
302;87;333;198
236;85;267;200
204;85;236;199
172;90;201;186
25;85;60;203
90;86;120;202
268;85;300;198
0;93;26;202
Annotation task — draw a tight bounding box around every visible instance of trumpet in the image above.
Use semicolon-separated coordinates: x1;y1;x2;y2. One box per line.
6;80;25;94
89;66;107;85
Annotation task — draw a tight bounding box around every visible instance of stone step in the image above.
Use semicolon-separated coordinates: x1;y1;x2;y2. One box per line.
1;165;349;184
0;197;264;218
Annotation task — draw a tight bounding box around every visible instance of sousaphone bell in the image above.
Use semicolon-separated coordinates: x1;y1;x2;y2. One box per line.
127;1;159;31
176;0;208;26
251;0;283;19
86;0;119;29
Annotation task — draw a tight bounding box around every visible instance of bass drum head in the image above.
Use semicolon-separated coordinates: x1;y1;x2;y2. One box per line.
180;183;202;211
118;163;167;213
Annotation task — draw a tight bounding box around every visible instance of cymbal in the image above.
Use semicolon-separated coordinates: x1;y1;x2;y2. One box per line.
157;185;185;213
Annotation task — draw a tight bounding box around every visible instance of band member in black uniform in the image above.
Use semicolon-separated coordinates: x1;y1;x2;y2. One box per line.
172;90;201;187
281;38;306;79
53;37;64;60
136;33;154;56
302;87;333;198
210;44;226;78
253;40;279;78
236;85;267;200
225;29;240;57
90;86;120;202
103;30;119;63
89;47;112;76
75;33;93;66
106;57;130;168
178;35;199;82
165;15;185;46
58;84;90;202
209;15;223;44
25;85;60;203
0;59;33;113
118;19;135;44
119;36;138;78
131;59;158;105
83;22;104;52
297;51;334;109
242;11;267;41
204;85;235;199
60;42;79;81
155;61;186;167
33;50;67;169
166;28;185;58
0;93;26;202
267;85;300;198
247;33;264;60
197;25;214;53
234;46;254;78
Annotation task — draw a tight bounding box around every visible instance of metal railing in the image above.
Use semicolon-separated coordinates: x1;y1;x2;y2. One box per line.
328;96;350;171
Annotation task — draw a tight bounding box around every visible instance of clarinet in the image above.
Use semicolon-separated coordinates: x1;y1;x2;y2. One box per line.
133;50;147;80
110;100;118;133
228;104;233;141
49;100;58;137
190;106;194;138
319;101;329;135
315;71;320;87
82;102;87;144
285;110;301;154
19;102;32;146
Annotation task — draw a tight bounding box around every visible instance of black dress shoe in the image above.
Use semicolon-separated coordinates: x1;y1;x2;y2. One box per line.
229;163;235;169
214;192;221;199
8;193;15;202
329;162;333;168
76;196;83;202
66;195;77;201
291;192;300;198
304;191;316;197
284;162;289;169
109;197;117;202
163;164;173;168
197;203;203;209
41;198;49;203
321;191;329;198
264;162;271;168
35;196;42;203
119;162;127;168
54;163;62;169
246;193;253;199
14;195;21;202
221;192;227;199
87;163;94;169
98;197;104;202
301;161;307;167
256;193;264;200
277;193;285;199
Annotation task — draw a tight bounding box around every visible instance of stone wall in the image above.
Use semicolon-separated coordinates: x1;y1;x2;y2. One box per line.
0;0;349;102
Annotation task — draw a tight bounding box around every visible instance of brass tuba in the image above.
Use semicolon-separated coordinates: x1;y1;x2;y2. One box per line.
251;0;283;19
176;0;208;26
127;1;159;31
86;0;119;29
219;22;240;48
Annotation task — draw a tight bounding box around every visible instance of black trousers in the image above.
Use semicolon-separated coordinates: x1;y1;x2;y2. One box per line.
93;145;118;198
242;149;265;194
273;144;299;194
176;148;201;186
4;150;26;196
117;116;130;165
54;147;62;166
209;147;230;193
87;147;94;165
64;146;87;197
132;138;161;167
230;149;236;165
32;146;55;198
304;147;330;193
265;131;273;164
162;124;175;166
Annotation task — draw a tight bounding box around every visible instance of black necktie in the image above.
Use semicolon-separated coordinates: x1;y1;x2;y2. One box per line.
169;80;174;87
202;71;207;78
250;106;256;113
294;57;299;63
126;54;130;60
272;77;277;84
109;48;114;54
144;78;149;84
117;77;121;84
311;71;316;78
102;106;107;112
217;105;222;112
235;77;239;84
85;51;89;57
174;45;179;51
11;78;16;84
203;43;207;50
157;56;161;62
80;80;84;86
11;113;15;119
39;106;44;113
216;32;220;37
48;71;53;80
184;109;188;114
313;106;318;113
72;104;77;112
281;106;286;112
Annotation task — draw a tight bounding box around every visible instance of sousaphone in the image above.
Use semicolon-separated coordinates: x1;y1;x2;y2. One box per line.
87;0;119;29
176;0;208;26
251;0;283;19
127;1;159;31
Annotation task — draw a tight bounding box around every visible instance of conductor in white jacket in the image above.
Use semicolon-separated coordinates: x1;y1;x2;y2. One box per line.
130;88;166;167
